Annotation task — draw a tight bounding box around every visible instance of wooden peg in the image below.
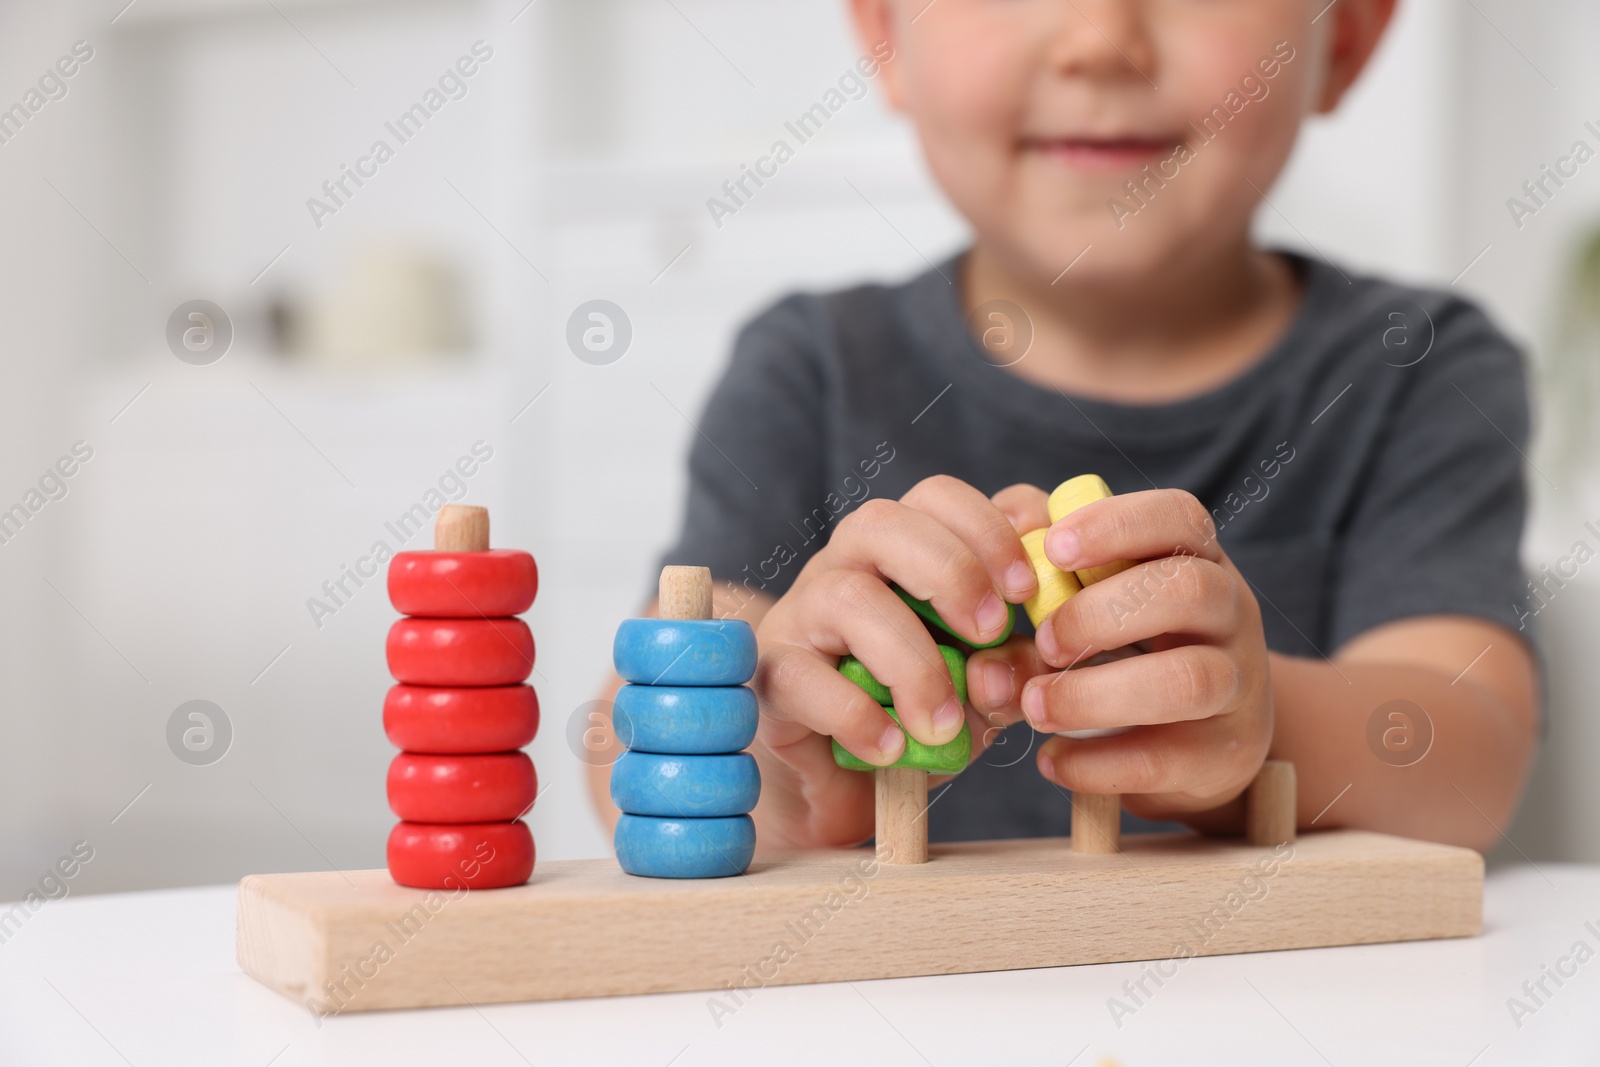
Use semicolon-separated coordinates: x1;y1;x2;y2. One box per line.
833;631;971;868
1048;476;1136;854
1246;760;1297;846
435;505;489;552
875;766;928;865
1070;791;1121;854
659;566;713;621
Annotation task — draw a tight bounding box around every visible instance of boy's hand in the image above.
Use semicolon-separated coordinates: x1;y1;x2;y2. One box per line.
749;476;1038;849
970;486;1274;824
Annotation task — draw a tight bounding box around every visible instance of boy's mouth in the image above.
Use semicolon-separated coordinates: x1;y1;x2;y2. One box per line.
1022;136;1181;172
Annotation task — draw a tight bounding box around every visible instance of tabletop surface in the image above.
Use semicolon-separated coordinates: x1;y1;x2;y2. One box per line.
1;862;1597;1066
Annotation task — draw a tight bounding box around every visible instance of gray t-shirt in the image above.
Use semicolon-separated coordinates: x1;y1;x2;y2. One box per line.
662;251;1532;843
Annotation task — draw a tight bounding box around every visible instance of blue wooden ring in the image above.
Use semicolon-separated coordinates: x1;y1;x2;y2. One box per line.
615;814;755;879
610;751;760;817
613;618;757;686
614;684;758;754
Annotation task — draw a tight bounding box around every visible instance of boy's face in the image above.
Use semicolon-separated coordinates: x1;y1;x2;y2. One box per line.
855;0;1389;287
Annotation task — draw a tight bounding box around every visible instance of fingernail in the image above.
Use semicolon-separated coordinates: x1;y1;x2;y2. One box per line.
975;592;1007;637
1022;683;1046;728
1003;560;1036;599
1039;753;1056;781
1035;620;1060;664
932;694;963;739
972;659;1014;710
1046;526;1081;570
877;722;905;762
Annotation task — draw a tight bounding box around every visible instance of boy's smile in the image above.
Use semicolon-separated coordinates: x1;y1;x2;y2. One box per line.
847;0;1393;295
1021;135;1184;173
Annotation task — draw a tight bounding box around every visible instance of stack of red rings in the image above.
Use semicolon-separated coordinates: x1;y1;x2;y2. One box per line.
383;546;540;889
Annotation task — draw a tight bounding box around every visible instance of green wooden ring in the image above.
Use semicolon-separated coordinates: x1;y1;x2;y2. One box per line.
832;707;971;774
893;586;1014;650
838;646;967;706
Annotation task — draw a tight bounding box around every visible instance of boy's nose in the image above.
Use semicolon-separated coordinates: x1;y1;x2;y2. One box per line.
1043;0;1158;85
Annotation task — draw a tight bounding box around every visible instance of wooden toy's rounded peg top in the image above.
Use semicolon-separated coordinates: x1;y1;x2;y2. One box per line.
659;566;713;621
435;505;489;553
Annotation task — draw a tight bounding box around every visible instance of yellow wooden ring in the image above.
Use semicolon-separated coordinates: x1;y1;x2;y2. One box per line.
1021;528;1081;628
1047;475;1133;587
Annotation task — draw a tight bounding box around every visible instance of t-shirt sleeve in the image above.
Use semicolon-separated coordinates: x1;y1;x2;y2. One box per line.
1328;301;1533;651
657;295;830;601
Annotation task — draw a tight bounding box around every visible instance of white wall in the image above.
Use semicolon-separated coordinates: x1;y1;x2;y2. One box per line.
1;0;1597;899
1451;0;1600;865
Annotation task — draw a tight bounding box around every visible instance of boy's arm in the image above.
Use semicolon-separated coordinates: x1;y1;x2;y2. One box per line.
1241;333;1539;850
1252;318;1538;851
984;483;1539;854
1250;615;1538;851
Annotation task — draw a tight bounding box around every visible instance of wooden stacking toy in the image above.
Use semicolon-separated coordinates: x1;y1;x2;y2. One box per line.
609;566;759;878
832;589;1012;864
238;484;1481;1015
382;504;539;890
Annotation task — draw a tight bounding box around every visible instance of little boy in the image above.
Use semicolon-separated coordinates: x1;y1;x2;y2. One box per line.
588;0;1538;854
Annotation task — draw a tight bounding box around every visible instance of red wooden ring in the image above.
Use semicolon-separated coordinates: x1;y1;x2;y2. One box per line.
386;617;534;686
386;820;534;890
388;550;538;618
387;752;536;823
384;684;539;754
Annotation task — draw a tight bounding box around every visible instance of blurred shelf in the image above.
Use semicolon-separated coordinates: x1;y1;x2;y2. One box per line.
537;139;936;223
110;0;483;30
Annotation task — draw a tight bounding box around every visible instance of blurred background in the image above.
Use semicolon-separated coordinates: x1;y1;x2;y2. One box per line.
1;0;1598;899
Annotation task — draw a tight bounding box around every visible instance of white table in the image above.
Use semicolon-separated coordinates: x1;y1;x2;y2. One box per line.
1;864;1596;1066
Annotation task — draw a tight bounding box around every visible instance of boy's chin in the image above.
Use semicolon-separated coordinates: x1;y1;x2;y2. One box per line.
986;218;1208;290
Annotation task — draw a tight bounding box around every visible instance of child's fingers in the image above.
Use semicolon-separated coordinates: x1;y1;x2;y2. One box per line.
962;635;1047;766
1034;556;1239;668
960;699;1028;768
757;724;878;832
991;483;1051;534
1019;645;1243;733
1035;718;1247;804
790;568;965;746
1045;488;1222;574
965;633;1052;714
901;475;1036;601
826;499;1012;646
753;641;905;765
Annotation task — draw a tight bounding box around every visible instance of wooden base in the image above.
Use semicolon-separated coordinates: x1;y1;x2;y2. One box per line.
238;830;1482;1015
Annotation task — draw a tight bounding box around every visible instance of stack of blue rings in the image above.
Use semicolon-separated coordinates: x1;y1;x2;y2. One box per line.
610;616;760;878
